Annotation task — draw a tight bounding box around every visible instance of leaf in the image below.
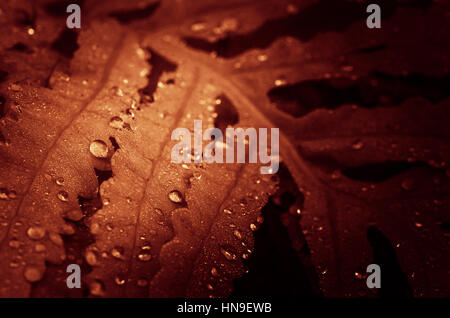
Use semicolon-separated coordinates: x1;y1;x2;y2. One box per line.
126;0;449;297
0;0;278;297
0;0;449;298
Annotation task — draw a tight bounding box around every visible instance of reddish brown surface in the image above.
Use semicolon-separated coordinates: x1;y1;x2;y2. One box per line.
0;0;449;298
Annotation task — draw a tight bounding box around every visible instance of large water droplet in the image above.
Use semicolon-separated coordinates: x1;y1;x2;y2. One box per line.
89;140;108;159
27;226;46;240
168;190;183;203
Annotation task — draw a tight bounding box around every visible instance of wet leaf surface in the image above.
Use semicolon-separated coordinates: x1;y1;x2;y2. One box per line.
0;0;449;298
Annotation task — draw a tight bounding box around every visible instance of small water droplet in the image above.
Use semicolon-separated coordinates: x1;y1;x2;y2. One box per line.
115;274;126;286
27;226;46;240
8;190;16;199
0;188;9;200
9;261;20;268
89;140;109;159
24;266;43;282
49;232;63;246
220;247;237;261
250;223;258;231
65;209;83;221
35;244;46;253
223;208;232;215
85;250;98;266
137;278;148;287
352;140;364;150
211;267;219;277
233;230;242;240
401;178;415;191
9;239;20;249
207;283;214;291
89;280;105;296
242;253;249;260
274;77;287;86
57;190;69;202
109;116;124;129
191;22;207;32
137;250;152;262
102;198;110;206
257;54;268;62
415;222;423;228
168;190;183;203
55;177;64;186
111;246;124;259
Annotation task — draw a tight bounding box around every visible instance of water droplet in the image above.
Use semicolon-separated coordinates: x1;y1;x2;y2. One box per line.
256;216;264;224
352;140;364;150
89;140;109;159
274;77;287;87
109;116;124;129
102;198;110;206
89;280;105;296
27;226;46;240
137;250;152;262
233;230;242;240
223;208;232;215
57;190;69;202
168;190;183;203
0;188;9;200
24;266;43;282
9;261;20;268
242;253;249;260
65;209;83;221
254;53;267;63
9;239;20;249
49;232;63;246
211;267;219;277
401;178;415;191
111;246;124;259
85;250;98;266
35;244;46;253
115;275;126;286
137;278;148;287
55;177;64;186
191;22;207;32
415;222;423;228
220;247;237;261
250;223;258;231
207;283;214;290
